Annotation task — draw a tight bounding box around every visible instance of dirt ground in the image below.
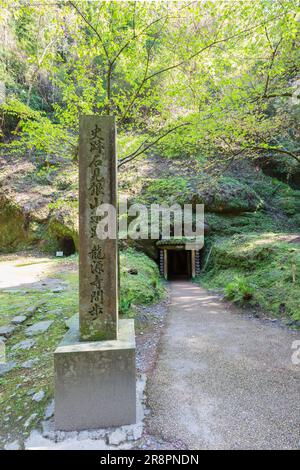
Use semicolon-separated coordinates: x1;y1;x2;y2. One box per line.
147;281;300;450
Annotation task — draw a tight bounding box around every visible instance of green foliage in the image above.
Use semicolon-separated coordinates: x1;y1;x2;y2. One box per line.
0;98;75;158
120;248;164;315
119;295;133;316
140;177;189;205
206;212;276;236
200;233;300;322
225;276;255;304
0;0;299;167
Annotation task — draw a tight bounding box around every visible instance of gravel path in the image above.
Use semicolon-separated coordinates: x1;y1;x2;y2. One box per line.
146;281;300;450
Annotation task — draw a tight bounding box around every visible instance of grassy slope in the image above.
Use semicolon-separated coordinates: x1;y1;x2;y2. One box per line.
200;233;300;323
197;169;300;323
120;248;165;314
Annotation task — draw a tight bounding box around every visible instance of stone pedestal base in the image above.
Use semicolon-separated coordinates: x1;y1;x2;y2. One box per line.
54;318;136;431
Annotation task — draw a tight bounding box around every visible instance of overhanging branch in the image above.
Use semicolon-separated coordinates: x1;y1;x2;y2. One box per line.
118;122;190;168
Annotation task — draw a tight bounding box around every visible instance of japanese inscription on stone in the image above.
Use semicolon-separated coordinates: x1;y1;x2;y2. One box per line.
79;116;118;341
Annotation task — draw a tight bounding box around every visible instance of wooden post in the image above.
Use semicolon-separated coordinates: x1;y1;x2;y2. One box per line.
164;249;168;280
191;249;196;278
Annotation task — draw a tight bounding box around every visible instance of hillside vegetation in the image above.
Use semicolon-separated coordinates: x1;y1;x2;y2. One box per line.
0;1;299;322
201;234;300;323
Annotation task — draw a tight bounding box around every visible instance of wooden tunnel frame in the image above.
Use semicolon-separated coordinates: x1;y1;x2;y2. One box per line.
158;244;201;280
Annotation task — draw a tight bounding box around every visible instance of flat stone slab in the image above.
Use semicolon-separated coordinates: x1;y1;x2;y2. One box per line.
11;315;27;325
25;320;53;336
26;303;44;316
21;358;39;369
12;339;35;351
51;287;64;294
54;318;136;431
0;325;15;338
0;361;16;376
32;390;45;402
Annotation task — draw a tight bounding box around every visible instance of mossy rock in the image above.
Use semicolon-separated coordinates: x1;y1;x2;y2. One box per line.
193;177;263;214
139;176;262;214
120;248;165;313
0;193;79;253
0;195;39;252
47;198;79;252
139;177;190;206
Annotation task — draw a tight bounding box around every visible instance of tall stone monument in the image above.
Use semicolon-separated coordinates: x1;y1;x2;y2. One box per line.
54;116;136;431
79;116;118;341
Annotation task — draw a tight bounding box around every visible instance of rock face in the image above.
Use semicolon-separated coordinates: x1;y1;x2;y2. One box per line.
0;155;78;253
192;177;262;214
47;200;79;252
140;175;262;216
0;192;33;252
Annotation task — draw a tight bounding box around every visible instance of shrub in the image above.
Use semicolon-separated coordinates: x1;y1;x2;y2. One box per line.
225;276;255;304
119;248;165;316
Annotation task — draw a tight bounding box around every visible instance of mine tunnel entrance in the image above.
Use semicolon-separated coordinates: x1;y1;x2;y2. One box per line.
167;250;191;280
59;237;76;256
158;245;201;280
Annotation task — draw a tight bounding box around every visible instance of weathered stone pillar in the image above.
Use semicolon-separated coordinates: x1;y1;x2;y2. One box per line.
79;116;118;341
54;116;136;431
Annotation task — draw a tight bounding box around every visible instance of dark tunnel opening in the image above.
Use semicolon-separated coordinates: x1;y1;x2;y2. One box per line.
167;250;191;280
59;237;76;256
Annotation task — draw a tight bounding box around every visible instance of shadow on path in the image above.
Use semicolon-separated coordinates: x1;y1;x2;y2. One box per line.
147;281;300;450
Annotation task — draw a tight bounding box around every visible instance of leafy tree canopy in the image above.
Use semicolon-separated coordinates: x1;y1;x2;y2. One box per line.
0;0;299;167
